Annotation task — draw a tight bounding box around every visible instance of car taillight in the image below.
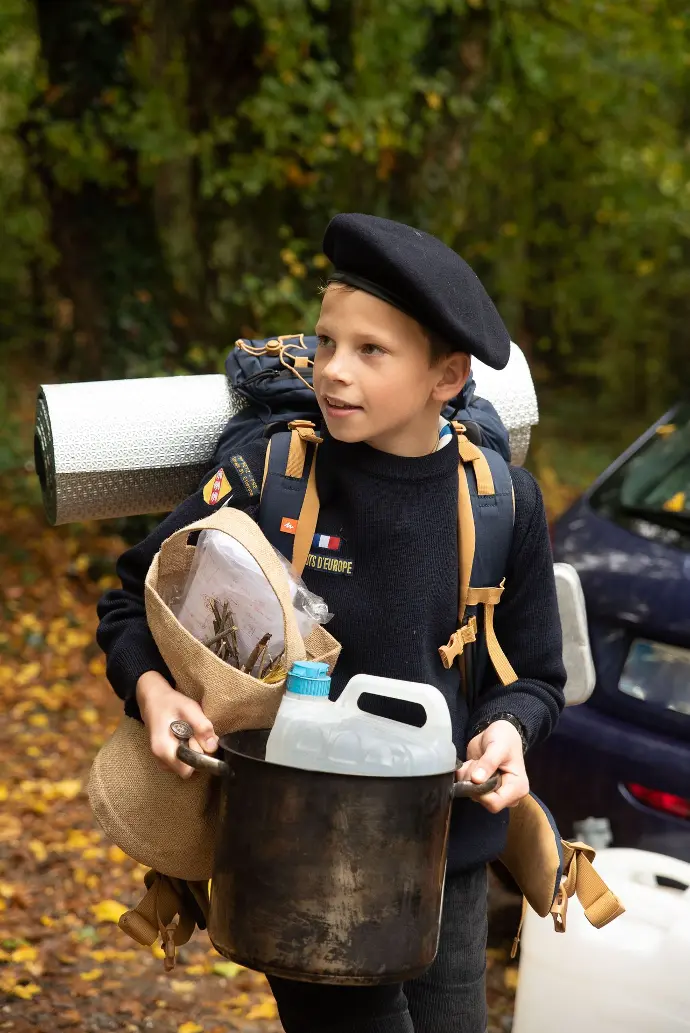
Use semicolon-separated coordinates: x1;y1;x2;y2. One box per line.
626;783;690;820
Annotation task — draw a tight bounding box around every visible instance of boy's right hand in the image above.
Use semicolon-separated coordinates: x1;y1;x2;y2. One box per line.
135;671;219;780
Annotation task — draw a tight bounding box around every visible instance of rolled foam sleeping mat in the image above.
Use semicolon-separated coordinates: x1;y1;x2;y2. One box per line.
34;343;537;525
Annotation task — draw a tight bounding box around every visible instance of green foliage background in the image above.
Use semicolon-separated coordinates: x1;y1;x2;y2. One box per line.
1;0;689;431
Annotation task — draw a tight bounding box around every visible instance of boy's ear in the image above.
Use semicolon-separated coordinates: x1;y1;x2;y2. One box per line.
431;352;471;404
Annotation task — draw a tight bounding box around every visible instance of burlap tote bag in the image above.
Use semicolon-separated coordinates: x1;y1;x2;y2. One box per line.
88;507;341;882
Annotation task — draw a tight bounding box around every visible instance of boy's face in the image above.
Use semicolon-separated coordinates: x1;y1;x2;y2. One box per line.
313;286;470;455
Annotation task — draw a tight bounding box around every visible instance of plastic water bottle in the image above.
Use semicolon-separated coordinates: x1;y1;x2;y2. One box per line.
512;849;690;1033
265;660;457;777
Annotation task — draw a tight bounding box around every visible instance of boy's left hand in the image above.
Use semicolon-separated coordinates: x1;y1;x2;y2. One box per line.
456;720;529;814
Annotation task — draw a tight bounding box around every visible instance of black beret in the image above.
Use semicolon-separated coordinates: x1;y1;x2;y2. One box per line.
322;213;511;370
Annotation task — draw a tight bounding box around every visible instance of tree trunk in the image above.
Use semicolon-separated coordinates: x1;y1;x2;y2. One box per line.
21;0;176;379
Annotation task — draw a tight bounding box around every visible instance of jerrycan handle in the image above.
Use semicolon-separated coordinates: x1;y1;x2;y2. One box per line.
335;674;453;736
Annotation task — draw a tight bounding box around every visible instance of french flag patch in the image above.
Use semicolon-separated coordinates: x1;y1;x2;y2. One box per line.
312;533;341;552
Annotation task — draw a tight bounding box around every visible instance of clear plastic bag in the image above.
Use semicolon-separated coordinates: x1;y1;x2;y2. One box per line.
170;529;332;676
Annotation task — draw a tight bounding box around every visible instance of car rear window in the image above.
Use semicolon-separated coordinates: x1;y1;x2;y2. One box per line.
590;404;690;551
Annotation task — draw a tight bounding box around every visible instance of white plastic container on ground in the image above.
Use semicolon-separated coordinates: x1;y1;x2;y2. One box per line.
512;847;690;1033
265;662;457;778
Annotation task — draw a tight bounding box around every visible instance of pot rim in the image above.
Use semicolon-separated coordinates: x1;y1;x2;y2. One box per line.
217;729;456;784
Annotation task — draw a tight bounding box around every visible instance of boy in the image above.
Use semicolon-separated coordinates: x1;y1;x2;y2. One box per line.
97;213;565;1033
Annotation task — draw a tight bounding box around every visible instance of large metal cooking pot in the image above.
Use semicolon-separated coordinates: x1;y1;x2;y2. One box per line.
172;721;498;986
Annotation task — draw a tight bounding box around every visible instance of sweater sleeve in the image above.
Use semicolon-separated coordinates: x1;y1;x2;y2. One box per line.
95;438;268;721
467;466;566;749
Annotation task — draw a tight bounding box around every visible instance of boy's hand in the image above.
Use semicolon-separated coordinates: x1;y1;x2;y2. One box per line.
136;671;219;780
456;720;529;814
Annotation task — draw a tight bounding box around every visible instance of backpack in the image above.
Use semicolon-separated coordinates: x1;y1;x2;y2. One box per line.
223;336;624;942
222;334;515;703
119;334;625;967
220;333;512;462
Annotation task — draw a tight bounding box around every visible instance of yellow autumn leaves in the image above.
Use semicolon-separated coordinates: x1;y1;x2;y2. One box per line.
90;899;128;924
175;993;278;1031
0;943;42;1000
0;478;284;1027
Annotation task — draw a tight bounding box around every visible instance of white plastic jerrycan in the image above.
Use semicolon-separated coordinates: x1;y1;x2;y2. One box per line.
265;661;457;777
512;847;690;1033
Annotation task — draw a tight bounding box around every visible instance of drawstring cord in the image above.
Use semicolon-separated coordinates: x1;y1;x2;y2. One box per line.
235;335;316;394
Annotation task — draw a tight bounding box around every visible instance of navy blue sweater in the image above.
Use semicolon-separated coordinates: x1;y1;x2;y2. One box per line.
96;430;565;873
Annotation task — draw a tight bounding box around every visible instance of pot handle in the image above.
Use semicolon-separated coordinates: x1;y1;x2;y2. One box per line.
453;773;502;798
170;721;230;777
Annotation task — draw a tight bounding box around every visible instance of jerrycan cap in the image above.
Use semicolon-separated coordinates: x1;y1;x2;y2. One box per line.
286;660;331;697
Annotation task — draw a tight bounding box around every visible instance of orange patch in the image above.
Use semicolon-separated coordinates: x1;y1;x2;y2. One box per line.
280;517;298;535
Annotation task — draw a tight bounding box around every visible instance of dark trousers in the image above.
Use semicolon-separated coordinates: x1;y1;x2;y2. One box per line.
268;864;488;1033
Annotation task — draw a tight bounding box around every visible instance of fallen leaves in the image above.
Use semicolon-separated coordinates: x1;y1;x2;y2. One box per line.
28;840;48;862
211;960;244;979
504;966;520;991
171;979;197;994
10;945;38;964
2;978;42;999
90;899;128;924
0;411;287;1033
247;999;279;1021
79;968;103;981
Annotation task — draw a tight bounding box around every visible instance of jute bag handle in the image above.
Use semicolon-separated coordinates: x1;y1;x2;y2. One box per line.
154;507;307;672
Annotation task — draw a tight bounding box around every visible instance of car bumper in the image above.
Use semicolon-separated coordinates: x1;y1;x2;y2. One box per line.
527;703;690;864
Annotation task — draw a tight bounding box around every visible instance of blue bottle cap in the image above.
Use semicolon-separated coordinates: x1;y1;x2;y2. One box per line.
286;660;331;697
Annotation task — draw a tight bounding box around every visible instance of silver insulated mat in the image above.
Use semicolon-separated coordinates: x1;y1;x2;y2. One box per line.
472;341;538;469
35;375;244;525
35;342;537;525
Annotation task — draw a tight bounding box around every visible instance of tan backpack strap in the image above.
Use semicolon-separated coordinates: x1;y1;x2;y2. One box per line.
292;447;321;577
445;433;516;686
510;895;530;959
118;871;208;971
456;462;475;624
285;419;323;479
511;845;624;957
560;841;626;929
258;421;321;579
466;582;517;686
452;423;495;497
260;437;272;498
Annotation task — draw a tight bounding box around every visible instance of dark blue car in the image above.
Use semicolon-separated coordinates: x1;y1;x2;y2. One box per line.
528;403;690;862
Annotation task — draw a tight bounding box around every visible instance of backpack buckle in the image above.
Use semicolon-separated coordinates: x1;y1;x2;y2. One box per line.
158;920;178;971
288;420;323;446
438;617;477;669
550;884;568;933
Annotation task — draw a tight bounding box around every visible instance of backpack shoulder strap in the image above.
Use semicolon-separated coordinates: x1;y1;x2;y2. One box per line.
258;421;322;577
439;424;517;688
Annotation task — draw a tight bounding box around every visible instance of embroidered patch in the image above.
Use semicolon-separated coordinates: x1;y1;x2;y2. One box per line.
230;454;259;497
305;553;353;576
312;533;341;552
280;516;298;535
203;468;232;505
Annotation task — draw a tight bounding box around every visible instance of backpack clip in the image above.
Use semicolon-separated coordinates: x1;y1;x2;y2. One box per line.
438;617;477;669
285;420;323;479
